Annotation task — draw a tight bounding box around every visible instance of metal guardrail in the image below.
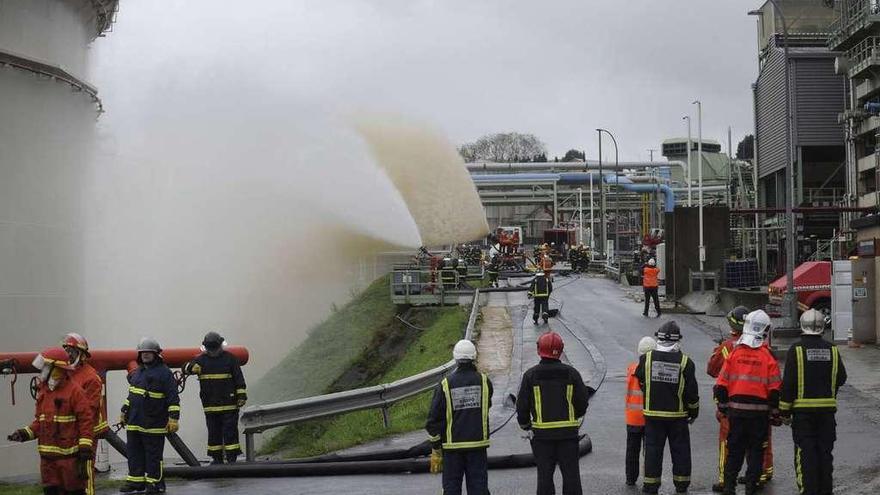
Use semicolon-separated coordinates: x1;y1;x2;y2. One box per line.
241;289;482;461
604;262;620;278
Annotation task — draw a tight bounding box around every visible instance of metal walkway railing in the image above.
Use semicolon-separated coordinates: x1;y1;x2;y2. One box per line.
240;289;482;461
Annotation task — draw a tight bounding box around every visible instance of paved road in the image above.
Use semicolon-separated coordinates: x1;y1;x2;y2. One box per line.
97;276;880;494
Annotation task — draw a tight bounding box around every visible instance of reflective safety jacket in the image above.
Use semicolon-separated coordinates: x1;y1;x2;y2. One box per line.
426;362;493;450
517;358;590;440
706;338;737;378
625;362;645;427
70;362;109;436
529;276;553;298
440;267;457;285
635;350;699;420
23;378;94;458
714;345;781;417
486;262;499;276
642;266;659;288
186;351;247;414
779;335;847;414
122;360;180;434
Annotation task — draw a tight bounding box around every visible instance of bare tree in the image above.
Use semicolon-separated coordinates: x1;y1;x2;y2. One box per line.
458;132;547;162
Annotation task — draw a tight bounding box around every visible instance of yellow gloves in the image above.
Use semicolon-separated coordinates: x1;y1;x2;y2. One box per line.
118;413;127;426
237;398;247;408
429;449;443;474
166;419;179;434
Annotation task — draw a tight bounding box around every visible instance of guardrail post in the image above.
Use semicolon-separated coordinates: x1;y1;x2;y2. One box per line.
381;406;391;428
245;432;255;462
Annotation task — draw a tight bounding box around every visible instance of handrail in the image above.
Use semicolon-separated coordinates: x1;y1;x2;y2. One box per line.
0;49;102;112
241;289;482;461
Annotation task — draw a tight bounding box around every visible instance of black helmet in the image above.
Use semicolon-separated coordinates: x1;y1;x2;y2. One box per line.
137;337;162;354
655;321;682;342
202;331;225;351
726;306;749;334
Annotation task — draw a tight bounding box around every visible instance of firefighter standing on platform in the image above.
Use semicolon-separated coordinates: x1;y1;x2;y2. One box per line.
8;347;96;495
635;321;699;494
779;309;847;495
517;331;591;495
625;336;657;486
714;310;781;495
529;271;553;325
425;339;493;495
642;258;661;317
119;338;180;494
62;334;110;452
440;257;458;291
183;331;248;464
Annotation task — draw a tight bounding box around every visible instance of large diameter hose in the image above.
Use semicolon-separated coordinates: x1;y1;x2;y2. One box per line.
165;436;591;479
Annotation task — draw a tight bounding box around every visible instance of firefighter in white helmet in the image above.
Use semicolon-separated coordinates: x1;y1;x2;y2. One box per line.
779;309;847;495
426;340;493;494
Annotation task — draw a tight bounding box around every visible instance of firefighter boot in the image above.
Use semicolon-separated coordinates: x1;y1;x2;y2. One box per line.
226;452;239;464
210;453;224;465
119;481;145;494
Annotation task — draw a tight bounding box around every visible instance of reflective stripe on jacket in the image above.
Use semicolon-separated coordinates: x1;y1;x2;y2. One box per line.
635;350;699;420
122;360;180;434
70;363;109;435
625;362;645;426
516;358;590;440
706;339;736;378
714;345;781;416
425;363;492;450
24;378;95;458
188;351;247;413
529;276;552;298
779;336;847;413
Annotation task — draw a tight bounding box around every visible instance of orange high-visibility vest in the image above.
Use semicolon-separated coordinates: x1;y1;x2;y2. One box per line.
625;362;645;426
643;267;659;288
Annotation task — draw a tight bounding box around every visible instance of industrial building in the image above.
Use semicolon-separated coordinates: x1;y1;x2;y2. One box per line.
751;0;847;278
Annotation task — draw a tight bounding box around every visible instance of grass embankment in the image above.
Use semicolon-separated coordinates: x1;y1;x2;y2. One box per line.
249;276;399;404
258;293;469;458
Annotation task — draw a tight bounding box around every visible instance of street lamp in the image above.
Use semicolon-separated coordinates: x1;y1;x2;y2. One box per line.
596;132;607;258
750;2;797;330
577;187;584;246
682;115;693;207
692;100;705;272
597;128;620;258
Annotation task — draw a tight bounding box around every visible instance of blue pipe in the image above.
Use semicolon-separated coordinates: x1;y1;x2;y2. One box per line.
471;173;675;212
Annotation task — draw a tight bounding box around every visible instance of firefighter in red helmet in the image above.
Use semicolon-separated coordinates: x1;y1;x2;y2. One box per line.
62;333;110;443
8;347;96;495
517;331;592;495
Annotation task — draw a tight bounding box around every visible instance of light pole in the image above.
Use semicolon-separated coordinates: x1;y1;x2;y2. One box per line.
750;1;797;329
597;128;620;258
683;115;693;207
589;173;595;253
597;131;606;258
577;187;584;245
692;100;705;272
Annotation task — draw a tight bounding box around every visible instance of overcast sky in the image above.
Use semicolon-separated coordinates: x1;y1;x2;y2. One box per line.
93;0;763;162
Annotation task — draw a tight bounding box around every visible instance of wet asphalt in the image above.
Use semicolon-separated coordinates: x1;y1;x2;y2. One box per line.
97;276;880;494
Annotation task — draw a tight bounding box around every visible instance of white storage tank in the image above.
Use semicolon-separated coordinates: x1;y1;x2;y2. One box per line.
0;0;117;477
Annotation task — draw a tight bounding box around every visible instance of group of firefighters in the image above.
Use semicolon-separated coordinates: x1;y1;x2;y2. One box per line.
7;331;248;495
626;307;846;495
567;244;592;273
426;331;592;495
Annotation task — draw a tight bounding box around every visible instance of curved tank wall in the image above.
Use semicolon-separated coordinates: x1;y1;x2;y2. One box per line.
0;0;105;478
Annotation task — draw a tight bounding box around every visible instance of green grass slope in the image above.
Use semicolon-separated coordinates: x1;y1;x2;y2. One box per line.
249;276;397;404
259;306;468;458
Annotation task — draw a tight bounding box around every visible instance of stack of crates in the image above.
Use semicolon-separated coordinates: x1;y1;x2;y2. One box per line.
724;259;760;288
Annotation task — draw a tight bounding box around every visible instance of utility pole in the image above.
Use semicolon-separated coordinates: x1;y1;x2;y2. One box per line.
598;129;620;259
683;115;693;207
597;131;606;258
693;100;705;272
648;148;658;229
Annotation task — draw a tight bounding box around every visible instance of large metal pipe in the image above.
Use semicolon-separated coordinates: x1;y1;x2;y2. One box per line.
731;207;875;214
466;161;688;175
0;346;250;374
